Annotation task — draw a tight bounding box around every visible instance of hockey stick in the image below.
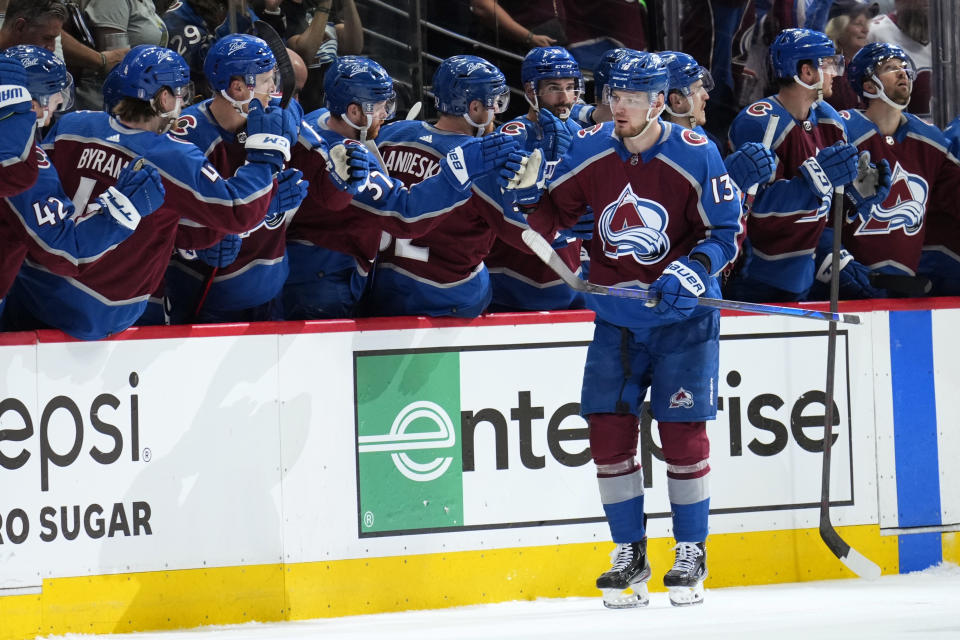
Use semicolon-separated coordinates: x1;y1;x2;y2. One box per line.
744;113;779;207
521;229;862;324
252;19;296;108
405;101;423;120
819;186;882;579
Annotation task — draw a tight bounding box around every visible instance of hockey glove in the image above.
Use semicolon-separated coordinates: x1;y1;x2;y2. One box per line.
0;58;32;115
570;210;594;240
815;248;884;299
539;107;573;162
848;151;893;218
93;158;166;230
245;100;295;169
800;142;858;198
724;142;776;192
196;234;242;268
328;141;371;194
265;167;308;226
569;102;596;127
649;256;709;317
503;148;547;205
440;132;521;189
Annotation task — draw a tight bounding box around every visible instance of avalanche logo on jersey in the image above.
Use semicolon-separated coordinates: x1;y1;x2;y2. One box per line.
597;183;670;264
854;162;926;236
669;387;695;409
746;101;774;117
169;114;198;137
35;146;51;169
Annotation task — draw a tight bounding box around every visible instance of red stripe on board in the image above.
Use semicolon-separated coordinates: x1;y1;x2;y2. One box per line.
7;297;960;345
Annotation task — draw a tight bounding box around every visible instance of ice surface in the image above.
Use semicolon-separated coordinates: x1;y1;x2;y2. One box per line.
43;564;960;640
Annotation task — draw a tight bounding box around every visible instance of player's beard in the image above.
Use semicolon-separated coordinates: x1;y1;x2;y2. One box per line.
890;83;912;106
365;119;383;140
898;7;930;45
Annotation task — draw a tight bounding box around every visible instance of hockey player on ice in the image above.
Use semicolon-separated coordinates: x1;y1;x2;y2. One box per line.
165;34;308;323
0;45;164;324
726;28;890;303
281;56;524;319
521;51;741;608
5;45;291;340
487;46;586;312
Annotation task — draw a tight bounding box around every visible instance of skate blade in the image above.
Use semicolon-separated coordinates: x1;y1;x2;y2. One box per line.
667;582;705;607
601;584;650;609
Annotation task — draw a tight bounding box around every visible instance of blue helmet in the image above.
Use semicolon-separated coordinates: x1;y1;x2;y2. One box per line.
847;42;915;98
1;45;74;111
521;47;583;90
769;28;837;79
660;51;715;95
102;66;123;112
605;51;669;98
593;48;636;99
324;56;396;118
432;55;510;116
115;45;192;103
203;34;276;92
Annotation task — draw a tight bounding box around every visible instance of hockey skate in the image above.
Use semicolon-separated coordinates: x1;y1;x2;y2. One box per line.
663;541;707;606
596;539;651;609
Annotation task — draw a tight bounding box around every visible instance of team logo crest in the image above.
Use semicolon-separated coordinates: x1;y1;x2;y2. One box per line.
669;387;695;409
681;129;708;146
168;114;198;137
597;183;670;264
746;101;774;117
854;161;926;236
35;146;51;169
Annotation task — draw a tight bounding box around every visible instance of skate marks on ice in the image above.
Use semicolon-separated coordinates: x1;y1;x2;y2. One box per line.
40;564;960;640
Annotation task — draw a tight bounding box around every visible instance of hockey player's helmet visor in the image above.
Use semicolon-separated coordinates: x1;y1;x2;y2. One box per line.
38;71;75;114
819;54;845;77
602;86;658;113
485;84;511;113
359;91;397;121
873;57;916;83
167;81;195;105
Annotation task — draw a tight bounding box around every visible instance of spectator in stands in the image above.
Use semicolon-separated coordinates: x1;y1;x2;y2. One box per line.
251;0;363;112
0;0;125;96
470;0;567;119
562;0;647;72
162;0;234;99
470;0;566;51
824;0;879;111
867;0;931;120
0;0;65;51
74;0;169;110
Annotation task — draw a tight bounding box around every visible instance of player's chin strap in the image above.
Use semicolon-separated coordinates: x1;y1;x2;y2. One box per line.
463;110;494;137
220;89;255;118
624;103;666;144
793;68;825;104
864;74;909;111
664;99;697;130
342;112;374;143
152;97;182;134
